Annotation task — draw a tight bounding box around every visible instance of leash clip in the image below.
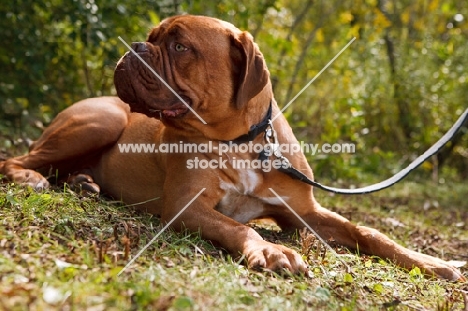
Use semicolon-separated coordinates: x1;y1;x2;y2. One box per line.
264;120;291;168
265;120;280;156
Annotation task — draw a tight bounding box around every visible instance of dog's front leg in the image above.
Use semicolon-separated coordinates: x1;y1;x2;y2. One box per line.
296;203;465;281
161;177;307;273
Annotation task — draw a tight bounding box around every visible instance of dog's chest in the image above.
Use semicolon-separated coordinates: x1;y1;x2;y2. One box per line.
216;169;286;224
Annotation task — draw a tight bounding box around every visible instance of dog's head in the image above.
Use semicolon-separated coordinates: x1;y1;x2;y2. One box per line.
114;15;270;135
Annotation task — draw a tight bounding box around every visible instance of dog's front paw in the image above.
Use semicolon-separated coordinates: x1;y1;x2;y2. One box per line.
418;254;466;281
10;169;50;191
243;240;307;274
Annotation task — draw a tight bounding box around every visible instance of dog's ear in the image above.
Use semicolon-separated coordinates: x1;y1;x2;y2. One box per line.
231;32;270;109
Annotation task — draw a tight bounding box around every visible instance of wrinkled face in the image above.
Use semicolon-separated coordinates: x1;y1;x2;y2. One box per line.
114;15;269;130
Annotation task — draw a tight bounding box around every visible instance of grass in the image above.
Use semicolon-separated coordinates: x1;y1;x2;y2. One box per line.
0;179;467;310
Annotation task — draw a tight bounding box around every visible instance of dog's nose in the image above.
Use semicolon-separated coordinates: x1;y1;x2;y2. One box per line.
131;42;148;53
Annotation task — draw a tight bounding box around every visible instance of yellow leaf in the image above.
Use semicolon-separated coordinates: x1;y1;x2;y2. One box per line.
401;11;410;24
373;8;392;28
422;161;433;171
413;19;425;31
343;273;354;283
350;25;361;39
373;283;383;294
339;12;353;24
428;0;439;12
148;11;160;26
316;28;324;43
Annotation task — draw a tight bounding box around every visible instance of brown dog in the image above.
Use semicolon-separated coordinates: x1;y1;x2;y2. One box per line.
0;15;464;281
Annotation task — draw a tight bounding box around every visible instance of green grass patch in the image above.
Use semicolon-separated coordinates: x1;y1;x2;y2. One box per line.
0;181;467;310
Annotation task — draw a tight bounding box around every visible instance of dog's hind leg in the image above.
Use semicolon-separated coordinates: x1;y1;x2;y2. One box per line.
0;97;130;191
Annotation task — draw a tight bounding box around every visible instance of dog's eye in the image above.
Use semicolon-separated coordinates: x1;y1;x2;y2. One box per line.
174;43;188;52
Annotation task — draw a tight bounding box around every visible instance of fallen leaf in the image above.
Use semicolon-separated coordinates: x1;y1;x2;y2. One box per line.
43;285;70;305
383;217;405;228
54;258;73;269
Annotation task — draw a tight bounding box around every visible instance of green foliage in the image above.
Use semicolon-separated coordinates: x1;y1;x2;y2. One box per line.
0;0;176;139
1;0;467;181
258;0;468;181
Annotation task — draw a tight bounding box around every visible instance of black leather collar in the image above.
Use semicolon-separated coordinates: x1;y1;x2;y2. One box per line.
228;101;272;143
